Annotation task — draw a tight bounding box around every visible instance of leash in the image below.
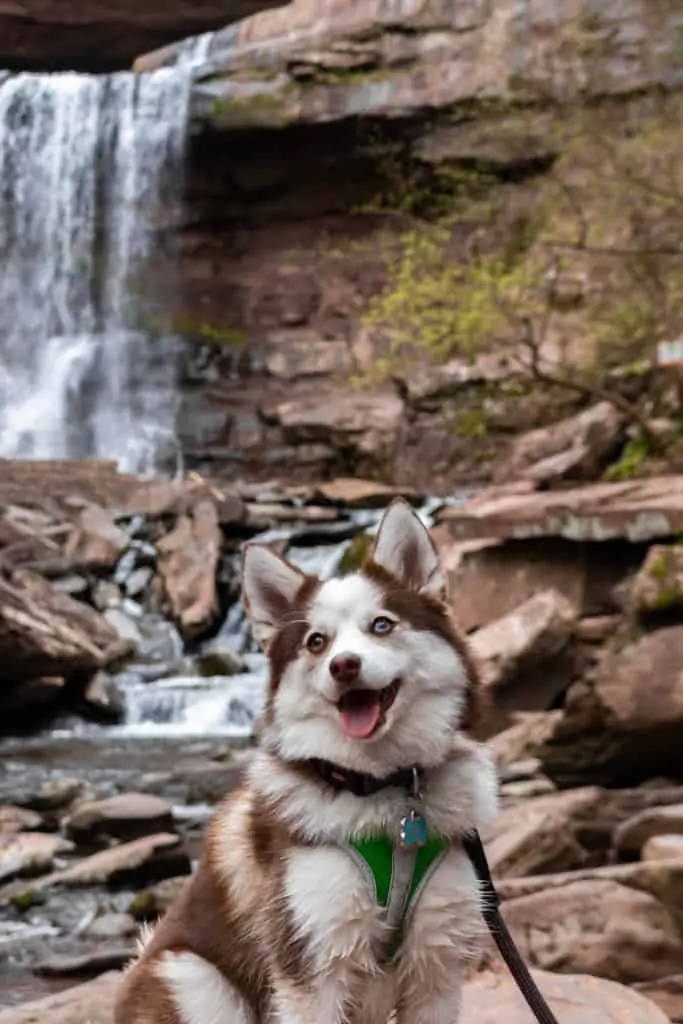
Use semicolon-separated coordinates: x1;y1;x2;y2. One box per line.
462;830;560;1024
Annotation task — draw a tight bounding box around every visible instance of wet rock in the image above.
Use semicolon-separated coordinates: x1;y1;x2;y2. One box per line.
34;946;134;978
495;402;625;486
1;834;189;900
538;626;683;787
0;807;42;836
614;804;683;857
0;970;119;1024
0;833;73;883
103;607;143;646
64;505;128;570
123;566;153;599
194;641;244;677
91;580;122;611
77;671;125;725
631;544;683;616
435;476;683;544
502;879;683;983
157;498;221;640
85;912;138;941
460;968;670;1024
65;794;175;846
643;834;683;862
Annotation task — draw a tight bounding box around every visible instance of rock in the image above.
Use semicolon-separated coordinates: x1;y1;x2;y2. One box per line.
91;580;123;611
194;642;244;677
435;476;683;544
128;875;188;921
34;946;134;978
538;626;683;787
615;805;683;857
263;329;352;379
495;402;626;486
65;793;175;846
470;590;577;717
157;499;221;640
502;879;683;983
0;676;66;716
312;478;421;509
0;807;42;836
85;912;138;941
460;968;670;1024
634;976;683;1022
0;1;283;71
0;568;128;692
123;566;153;598
0;971;119;1024
643;834;683;862
574;616;621;644
103;607;143;646
0;834;189;901
488;712;563;768
432;530;588;633
64;505;128;570
0;833;73;882
631;544;683;616
268;392;405;462
77;671;125;725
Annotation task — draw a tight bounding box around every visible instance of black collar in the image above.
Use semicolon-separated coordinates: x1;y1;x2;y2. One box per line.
306;757;422;798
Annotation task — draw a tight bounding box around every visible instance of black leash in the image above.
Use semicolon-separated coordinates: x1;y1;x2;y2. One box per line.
462;830;560;1024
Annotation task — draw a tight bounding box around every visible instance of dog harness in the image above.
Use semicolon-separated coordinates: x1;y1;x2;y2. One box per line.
343;833;450;961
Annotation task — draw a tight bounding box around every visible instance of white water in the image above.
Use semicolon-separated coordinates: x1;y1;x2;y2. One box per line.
0;67;192;474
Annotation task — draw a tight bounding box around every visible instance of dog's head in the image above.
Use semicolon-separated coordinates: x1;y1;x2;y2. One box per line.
241;499;479;774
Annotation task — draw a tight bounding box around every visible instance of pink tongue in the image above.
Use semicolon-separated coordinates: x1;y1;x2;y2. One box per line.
340;699;381;739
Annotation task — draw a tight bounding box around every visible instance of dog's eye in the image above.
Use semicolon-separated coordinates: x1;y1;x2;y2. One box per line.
306;632;327;654
370;616;395;636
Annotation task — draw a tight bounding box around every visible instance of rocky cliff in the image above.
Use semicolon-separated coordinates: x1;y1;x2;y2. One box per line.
134;0;683;490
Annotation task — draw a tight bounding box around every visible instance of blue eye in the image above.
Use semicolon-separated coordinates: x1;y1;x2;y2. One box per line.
371;616;395;636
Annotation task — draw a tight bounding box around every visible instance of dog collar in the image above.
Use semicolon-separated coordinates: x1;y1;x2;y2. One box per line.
306;758;423;798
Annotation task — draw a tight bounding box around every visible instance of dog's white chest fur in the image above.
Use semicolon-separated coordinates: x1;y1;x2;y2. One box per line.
283;843;483;1023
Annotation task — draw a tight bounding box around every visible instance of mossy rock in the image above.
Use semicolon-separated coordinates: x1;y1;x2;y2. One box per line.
631;545;683;614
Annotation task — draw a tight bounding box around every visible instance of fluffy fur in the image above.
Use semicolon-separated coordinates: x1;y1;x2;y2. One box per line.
114;499;498;1024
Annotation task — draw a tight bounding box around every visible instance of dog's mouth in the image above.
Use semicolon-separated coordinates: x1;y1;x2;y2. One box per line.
337;679;401;740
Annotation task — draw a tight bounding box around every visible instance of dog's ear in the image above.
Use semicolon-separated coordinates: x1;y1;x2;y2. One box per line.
241;544;305;649
370;498;446;599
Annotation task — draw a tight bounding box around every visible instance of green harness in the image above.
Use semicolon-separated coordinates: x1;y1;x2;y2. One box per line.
343;833;450;962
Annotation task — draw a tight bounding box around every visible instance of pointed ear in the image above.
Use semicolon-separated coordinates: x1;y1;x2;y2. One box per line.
241;544;305;649
369;499;446;599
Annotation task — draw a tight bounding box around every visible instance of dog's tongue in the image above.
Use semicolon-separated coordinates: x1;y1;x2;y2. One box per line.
339;690;381;739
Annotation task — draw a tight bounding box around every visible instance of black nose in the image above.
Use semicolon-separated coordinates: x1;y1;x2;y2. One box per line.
329;652;362;685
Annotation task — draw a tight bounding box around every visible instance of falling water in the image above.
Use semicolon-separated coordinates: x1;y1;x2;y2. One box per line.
0;65;193;474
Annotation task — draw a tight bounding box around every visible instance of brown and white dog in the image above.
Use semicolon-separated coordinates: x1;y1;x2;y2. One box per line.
114;498;498;1024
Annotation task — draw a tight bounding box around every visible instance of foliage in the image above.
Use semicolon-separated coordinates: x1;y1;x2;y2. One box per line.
603;434;650;482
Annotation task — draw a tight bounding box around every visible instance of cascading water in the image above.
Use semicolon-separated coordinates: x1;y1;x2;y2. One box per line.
0;62;196;474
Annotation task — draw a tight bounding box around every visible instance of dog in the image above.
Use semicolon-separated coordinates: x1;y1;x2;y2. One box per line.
114;498;498;1024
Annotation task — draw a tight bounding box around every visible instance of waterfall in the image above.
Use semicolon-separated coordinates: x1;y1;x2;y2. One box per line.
0;65;194;474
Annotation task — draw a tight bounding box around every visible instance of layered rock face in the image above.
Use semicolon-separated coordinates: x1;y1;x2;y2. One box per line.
0;0;286;72
132;0;683;487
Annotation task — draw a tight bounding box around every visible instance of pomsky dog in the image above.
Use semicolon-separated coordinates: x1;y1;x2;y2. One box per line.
115;498;498;1024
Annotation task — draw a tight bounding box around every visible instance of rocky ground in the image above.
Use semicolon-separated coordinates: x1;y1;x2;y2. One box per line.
0;456;683;1020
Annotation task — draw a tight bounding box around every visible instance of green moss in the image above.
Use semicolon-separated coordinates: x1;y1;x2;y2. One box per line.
11;889;39;912
338;533;373;574
453;407;488;439
604;435;649;482
208;86;296;126
127;890;156;921
174;315;247;347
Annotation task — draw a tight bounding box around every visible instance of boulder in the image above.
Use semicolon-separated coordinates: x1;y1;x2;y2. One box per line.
631;544;683;616
312;478;421;509
0;807;42;836
538;626;683;787
495;402;626;486
470;590;577;722
614;804;683;857
0;833;73;883
157;498;221;640
0;971;120;1024
64;505;128;570
460;969;670;1024
501;879;683;983
643;834;683;862
64;793;175;846
488;712;564;769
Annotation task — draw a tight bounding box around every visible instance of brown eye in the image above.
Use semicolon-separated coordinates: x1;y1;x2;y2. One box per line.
306;632;327;654
371;616;395;636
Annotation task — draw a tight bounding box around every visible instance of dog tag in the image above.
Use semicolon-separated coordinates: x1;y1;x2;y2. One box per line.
399;809;428;849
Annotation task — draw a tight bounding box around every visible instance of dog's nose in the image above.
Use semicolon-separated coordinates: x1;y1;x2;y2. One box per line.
329;652;361;685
